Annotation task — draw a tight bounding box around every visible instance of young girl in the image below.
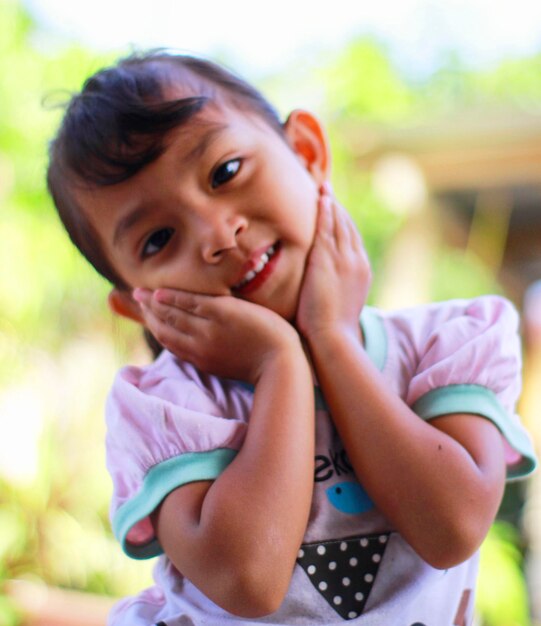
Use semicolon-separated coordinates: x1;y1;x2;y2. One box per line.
47;51;537;626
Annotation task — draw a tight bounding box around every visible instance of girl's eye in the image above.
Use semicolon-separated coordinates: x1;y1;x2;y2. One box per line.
141;228;174;259
211;158;241;189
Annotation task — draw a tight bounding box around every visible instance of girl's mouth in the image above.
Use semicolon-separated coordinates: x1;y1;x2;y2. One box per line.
232;242;282;295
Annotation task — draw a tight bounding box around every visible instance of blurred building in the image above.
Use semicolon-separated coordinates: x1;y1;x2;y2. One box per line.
351;110;541;308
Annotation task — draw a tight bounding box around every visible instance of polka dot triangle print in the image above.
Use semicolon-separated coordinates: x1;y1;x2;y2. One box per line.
297;533;389;620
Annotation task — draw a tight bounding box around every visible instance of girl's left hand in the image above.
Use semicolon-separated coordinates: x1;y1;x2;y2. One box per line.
296;183;371;342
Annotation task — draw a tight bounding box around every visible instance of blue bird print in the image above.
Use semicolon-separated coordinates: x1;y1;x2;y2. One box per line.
325;481;374;515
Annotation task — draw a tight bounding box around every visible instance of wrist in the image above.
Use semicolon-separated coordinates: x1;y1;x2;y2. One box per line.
254;333;310;386
304;322;363;354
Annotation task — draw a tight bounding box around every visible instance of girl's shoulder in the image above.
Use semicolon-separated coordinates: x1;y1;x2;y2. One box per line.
105;350;252;461
369;294;521;392
377;294;519;342
110;349;253;414
113;349;207;396
367;296;536;479
368;295;518;371
362;295;520;380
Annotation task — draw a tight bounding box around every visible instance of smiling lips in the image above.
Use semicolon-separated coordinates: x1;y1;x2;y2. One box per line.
232;242;281;295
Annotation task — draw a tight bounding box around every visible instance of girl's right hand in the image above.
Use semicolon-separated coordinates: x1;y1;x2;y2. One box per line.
133;288;301;384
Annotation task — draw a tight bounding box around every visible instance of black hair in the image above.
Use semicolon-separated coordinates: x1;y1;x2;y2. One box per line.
47;51;285;355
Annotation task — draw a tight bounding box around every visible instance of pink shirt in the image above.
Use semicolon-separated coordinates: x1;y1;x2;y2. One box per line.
106;296;537;625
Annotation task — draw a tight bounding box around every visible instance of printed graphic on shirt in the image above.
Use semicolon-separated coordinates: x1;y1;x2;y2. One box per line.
316;443;375;515
297;533;390;620
325;481;374;515
314;446;354;482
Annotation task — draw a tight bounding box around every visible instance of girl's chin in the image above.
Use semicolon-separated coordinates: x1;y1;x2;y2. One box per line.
264;294;299;322
235;252;303;321
235;292;296;321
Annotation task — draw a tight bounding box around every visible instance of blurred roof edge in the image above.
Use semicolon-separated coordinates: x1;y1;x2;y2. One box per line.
349;109;541;191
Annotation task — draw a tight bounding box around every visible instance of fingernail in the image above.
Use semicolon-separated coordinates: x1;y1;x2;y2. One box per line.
132;288;149;303
153;289;166;303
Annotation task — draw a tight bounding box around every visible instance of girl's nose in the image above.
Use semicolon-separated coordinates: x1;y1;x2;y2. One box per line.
200;213;248;263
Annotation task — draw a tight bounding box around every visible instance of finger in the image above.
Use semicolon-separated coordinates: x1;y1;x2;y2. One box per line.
324;194;355;254
132;287;152;306
139;296;187;332
349;217;366;254
133;287;209;319
333;200;352;250
141;305;198;356
153;288;211;318
339;205;366;255
321;180;334;197
343;207;364;252
150;298;210;334
316;189;334;241
320;183;352;248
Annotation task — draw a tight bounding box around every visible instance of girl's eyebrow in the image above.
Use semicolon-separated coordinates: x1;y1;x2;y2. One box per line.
178;122;228;166
113;203;153;247
112;123;229;247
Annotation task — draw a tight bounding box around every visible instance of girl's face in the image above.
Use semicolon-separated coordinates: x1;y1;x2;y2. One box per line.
77;102;329;321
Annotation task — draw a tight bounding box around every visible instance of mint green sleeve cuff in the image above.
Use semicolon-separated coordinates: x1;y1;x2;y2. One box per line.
412;384;537;480
112;448;238;559
360;306;387;372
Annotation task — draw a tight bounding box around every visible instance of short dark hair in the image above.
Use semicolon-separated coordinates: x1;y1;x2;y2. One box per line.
47;50;285;289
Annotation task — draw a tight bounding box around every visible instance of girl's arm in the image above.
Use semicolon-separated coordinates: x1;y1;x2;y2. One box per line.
137;291;315;617
297;186;506;569
307;334;505;568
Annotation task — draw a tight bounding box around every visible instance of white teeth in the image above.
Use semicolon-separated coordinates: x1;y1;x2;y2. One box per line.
234;244;277;289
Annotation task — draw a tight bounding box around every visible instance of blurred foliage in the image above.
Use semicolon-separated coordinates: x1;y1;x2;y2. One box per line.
310;41;412;299
0;0;153;617
478;522;532;626
0;0;118;366
320;39;417;121
422;54;541;115
1;0;540;623
430;249;503;302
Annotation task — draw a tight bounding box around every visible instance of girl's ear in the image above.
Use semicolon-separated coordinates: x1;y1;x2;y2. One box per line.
283;109;331;184
108;288;144;324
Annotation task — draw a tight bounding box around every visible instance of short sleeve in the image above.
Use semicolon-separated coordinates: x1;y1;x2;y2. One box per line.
388;296;537;480
105;352;249;559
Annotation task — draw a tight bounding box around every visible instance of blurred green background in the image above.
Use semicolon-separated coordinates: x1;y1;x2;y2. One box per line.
1;0;540;624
